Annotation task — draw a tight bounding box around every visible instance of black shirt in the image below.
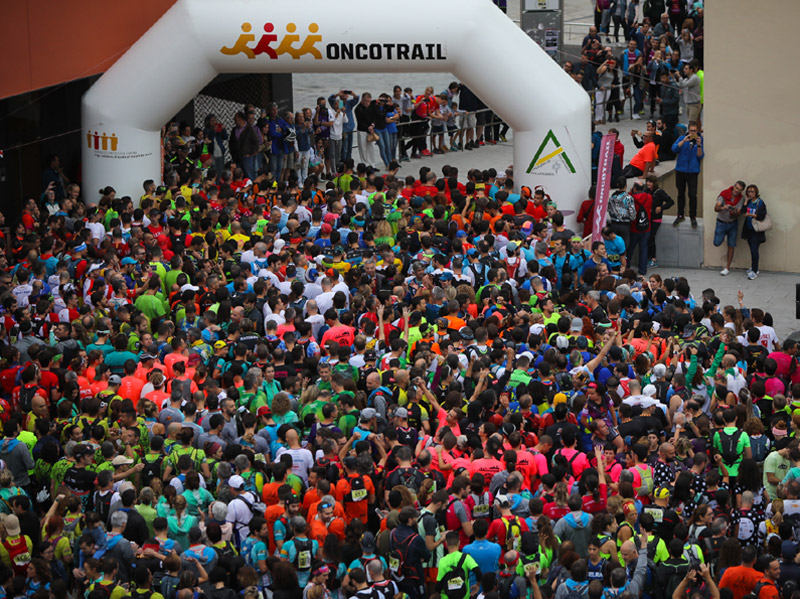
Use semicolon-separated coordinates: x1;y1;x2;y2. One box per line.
354;103;374;132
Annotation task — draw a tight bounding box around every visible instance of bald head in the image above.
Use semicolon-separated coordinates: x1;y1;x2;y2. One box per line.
32;395;48;417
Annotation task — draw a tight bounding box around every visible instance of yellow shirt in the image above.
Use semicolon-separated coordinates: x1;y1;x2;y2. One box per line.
229;233;250;250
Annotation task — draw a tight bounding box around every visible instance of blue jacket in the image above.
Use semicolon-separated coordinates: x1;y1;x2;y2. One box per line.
330;94;360;133
671;135;704;173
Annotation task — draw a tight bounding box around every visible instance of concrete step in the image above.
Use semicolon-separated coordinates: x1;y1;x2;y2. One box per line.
653;215;704;268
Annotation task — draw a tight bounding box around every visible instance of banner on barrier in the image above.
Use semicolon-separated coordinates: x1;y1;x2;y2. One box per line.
592;133;616;242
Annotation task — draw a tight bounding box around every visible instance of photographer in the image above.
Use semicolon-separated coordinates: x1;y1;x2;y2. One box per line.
671;120;705;228
672;563;720;599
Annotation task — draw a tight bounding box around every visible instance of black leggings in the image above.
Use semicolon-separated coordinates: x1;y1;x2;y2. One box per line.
612;15;626;42
648;220;661;259
649;82;660;115
748;235;761;273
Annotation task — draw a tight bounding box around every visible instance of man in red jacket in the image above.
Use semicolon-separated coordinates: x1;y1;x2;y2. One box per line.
628;181;653;275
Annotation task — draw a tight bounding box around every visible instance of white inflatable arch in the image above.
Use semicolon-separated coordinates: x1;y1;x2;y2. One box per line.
82;0;590;219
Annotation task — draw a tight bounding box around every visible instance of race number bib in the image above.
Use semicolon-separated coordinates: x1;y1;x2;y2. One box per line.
352;488;368;501
298;550;311;570
473;503;491;518
389;557;400;572
447;577;465;591
524;562;540;576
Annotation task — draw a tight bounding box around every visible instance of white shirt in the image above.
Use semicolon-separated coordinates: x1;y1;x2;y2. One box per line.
227;491;257;544
756;325;779;352
275;446;314;483
86;222;106;242
315;291;336;315
305;314;325;339
12;284;32;308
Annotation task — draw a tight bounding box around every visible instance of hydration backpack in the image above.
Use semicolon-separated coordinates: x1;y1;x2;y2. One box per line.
343;475;369;503
439;553;469;599
717;430;742;465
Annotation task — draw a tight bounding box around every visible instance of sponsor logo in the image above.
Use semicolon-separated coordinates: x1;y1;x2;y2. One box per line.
526;129;576;175
86;131;119;152
220;23;446;61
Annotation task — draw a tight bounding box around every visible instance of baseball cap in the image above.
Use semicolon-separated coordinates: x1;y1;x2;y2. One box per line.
287;494;301;505
187;354;201;366
228;475;246;490
361;408;377;421
570;317;583;332
112;455;134;466
506;241;518;253
320;223;332;234
257;406;273;418
214;341;228;350
394;407;409;419
553;393;568;405
121;257;137;265
654;486;672;500
4;515;20;536
361;532;376;553
108;374;122;386
459;326;475;341
521;222;534;237
364;350;377;361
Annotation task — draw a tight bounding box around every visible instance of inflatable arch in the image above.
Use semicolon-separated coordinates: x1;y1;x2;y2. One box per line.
82;0;590;220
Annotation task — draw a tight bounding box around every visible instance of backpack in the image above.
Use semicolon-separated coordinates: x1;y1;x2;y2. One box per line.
291;537;313;571
161;574;180;599
92;582;119;599
469;492;492;521
141;454;164;487
389;529;419;581
783;512;800;543
634;197;650;231
439;553;469;599
608;191;635;223
18;385;38;413
750;580;779;599
636;465;655;496
396;467;422;496
94;491;113;525
343;475;369;503
564;582;587;599
498;573;518;598
503;517;524;552
717;430;742;466
750;435;770;463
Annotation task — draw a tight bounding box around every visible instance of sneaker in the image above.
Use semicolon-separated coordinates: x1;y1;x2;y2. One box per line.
465;143;473;151
747;271;758;280
400;156;410;162
432;149;444;155
410;153;421;159
720;268;730;276
648;259;658;267
478;140;485;146
673;216;685;227
632;113;641;120
450;145;459;152
746;269;754;277
421;149;432;156
691;217;698;228
499;135;507;142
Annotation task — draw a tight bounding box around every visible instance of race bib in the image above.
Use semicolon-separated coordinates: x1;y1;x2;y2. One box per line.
473;504;491;518
13;552;31;566
447;577;465;591
389;557;400;572
352;488;368;501
298;550;311;569
524;562;540;576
